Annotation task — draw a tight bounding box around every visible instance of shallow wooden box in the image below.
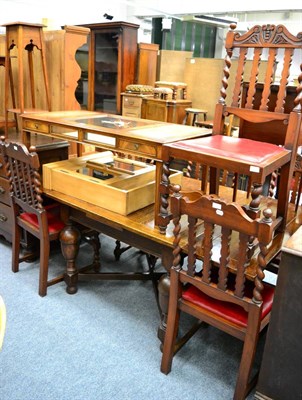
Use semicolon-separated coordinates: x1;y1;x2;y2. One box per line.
43;152;182;215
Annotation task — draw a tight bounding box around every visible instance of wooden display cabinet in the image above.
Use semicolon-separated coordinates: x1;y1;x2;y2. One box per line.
78;21;139;115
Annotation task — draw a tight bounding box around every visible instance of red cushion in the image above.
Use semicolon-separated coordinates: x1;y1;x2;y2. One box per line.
182;281;274;328
19;204;65;234
168;136;288;164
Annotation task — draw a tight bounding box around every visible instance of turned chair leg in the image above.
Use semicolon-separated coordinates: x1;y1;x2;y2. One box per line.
38;237;50;297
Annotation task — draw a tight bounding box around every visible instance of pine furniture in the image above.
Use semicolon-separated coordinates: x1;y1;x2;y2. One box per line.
2;22;51;134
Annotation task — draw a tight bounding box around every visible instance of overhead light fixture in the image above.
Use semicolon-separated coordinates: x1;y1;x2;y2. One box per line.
182;15;238;28
162;17;172;30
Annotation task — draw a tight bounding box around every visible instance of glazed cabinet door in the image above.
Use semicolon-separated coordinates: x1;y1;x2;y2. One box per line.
80;22;139;115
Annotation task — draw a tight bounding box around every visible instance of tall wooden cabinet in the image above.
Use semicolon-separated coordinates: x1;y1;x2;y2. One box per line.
79;21;139;115
136;43;159;86
44;25;90;112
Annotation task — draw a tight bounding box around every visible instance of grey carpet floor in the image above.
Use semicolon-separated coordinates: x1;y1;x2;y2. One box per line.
0;234;261;400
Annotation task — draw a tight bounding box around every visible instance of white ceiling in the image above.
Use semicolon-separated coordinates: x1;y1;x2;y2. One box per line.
0;0;302;27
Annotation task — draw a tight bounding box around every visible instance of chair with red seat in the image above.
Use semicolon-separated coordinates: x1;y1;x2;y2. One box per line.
160;24;302;233
0;137;66;296
160;185;280;400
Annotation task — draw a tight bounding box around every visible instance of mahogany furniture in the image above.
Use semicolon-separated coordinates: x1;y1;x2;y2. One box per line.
78;21;139;114
161;186;280;400
255;225;302;400
141;97;192;124
136;43;159;86
160;24;302;234
0;132;69;243
3;22;51;134
141;80;192;124
20;110;210;226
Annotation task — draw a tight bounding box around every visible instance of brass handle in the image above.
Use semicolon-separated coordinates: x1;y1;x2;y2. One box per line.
0;186;5;194
0;213;7;222
34;123;39;129
134;143;139;150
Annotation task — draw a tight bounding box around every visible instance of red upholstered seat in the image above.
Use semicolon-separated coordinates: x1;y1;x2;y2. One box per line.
182;282;275;328
167;136;289;165
19;203;65;234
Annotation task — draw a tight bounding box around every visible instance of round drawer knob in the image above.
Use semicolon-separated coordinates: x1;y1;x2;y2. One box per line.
0;186;5;194
0;213;8;222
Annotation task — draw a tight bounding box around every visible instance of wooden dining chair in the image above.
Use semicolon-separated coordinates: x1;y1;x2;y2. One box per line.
0;138;66;297
160;24;302;234
161;185;281;400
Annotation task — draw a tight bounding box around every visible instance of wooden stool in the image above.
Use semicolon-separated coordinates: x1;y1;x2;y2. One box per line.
155;81;187;100
3;22;51;134
183;107;208;126
153;87;173;100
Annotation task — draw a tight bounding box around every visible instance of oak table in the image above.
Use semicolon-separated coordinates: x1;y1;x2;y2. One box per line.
21;110;211;230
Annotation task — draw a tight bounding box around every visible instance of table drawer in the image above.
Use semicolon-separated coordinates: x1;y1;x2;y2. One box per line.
0;177;10;205
123;110;141;118
118;140;157;158
0;202;13;235
123;96;142;108
23;120;50;133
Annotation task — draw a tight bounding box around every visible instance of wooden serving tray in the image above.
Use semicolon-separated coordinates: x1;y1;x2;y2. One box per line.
43;152;182;215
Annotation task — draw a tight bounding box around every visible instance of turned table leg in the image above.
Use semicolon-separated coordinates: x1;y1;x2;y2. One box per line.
59;221;81;294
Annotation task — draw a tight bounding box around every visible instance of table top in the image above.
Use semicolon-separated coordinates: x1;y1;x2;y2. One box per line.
21;110;211;147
